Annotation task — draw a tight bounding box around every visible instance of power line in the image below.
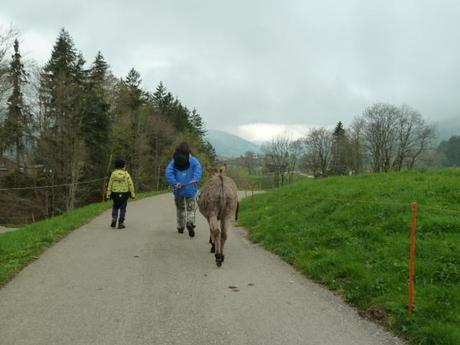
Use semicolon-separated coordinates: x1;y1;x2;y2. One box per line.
0;177;106;192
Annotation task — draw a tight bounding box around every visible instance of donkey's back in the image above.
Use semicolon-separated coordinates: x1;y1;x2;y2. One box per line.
198;174;238;219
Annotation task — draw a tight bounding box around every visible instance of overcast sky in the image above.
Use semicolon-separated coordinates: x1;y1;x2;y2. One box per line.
1;1;460;141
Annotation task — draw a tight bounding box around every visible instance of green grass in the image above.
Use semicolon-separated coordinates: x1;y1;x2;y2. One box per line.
225;165;306;190
0;191;163;287
238;169;460;345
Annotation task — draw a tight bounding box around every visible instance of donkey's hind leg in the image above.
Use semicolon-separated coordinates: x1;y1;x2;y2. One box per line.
219;218;230;263
212;228;223;267
209;215;222;266
209;235;215;253
208;216;216;253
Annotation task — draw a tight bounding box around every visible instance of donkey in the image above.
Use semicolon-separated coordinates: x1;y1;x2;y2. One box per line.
197;166;238;267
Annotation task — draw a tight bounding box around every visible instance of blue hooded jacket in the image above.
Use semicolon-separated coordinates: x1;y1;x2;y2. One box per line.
165;156;202;198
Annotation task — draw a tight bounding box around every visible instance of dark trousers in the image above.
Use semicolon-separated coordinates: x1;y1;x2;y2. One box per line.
111;193;129;223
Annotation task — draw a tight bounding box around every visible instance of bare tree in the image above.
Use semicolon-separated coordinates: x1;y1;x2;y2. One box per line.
303;128;333;176
362;103;400;172
347;117;365;174
262;136;290;187
287;139;303;182
243;150;256;175
0;27;17;107
392;105;435;170
0;27;18;145
360;103;435;172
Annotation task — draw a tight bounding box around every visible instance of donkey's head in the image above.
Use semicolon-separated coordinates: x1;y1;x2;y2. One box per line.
211;163;227;177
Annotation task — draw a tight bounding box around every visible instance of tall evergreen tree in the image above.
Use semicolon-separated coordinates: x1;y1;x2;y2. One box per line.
4;39;29;168
438;135;460;166
82;52;111;181
189;108;206;137
38;29;87;211
111;68;146;185
330;121;348;175
152;81;166;110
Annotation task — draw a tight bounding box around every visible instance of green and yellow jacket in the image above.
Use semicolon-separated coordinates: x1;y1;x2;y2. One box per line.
106;169;136;199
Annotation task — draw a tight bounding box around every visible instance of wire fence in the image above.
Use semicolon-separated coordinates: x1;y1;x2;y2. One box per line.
0;177;107;191
0;175;167;226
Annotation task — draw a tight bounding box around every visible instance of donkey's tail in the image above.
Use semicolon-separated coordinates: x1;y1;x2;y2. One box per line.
235;201;240;221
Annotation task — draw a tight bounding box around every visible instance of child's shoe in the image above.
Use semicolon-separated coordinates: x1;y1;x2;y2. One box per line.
177;227;184;234
110;219;117;228
118;223;126;229
186;223;196;237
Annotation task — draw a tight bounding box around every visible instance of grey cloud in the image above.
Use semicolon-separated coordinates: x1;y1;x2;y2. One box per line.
1;0;460;133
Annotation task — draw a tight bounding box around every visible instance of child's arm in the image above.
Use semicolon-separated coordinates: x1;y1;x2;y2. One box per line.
127;173;135;198
106;173;114;199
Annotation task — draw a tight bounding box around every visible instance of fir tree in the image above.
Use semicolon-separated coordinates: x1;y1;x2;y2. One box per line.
82;52;111;180
4;39;29;168
110;68;146;185
152;81;166;109
38;29;87;211
189;108;206;137
330;121;348;175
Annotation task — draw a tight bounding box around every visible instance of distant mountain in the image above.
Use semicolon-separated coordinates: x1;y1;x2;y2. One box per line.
206;129;261;158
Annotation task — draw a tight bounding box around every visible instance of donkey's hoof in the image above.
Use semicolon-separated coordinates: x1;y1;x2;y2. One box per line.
215;253;223;267
221;255;225;262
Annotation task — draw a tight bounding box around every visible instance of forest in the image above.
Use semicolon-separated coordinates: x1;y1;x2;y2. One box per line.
0;28;216;224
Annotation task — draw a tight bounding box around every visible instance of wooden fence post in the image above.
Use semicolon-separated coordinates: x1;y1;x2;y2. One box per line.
101;177;107;202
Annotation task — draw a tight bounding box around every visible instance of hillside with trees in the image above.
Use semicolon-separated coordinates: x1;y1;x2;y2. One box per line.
0;28;216;224
228;103;439;189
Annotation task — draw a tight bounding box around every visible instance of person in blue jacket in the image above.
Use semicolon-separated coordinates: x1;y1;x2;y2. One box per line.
165;142;203;237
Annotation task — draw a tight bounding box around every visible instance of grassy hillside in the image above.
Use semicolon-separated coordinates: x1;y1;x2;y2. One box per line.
238;170;460;345
0;191;162;287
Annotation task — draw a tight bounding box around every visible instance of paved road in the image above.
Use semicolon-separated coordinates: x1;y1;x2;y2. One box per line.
0;194;403;345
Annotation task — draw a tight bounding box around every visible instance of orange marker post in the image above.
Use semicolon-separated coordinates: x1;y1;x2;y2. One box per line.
408;201;417;314
251;184;256;212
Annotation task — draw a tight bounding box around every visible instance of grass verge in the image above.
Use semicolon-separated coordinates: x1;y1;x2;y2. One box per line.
238;169;460;345
0;191;164;287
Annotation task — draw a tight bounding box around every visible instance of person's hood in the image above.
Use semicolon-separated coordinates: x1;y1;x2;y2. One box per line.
174;151;190;171
112;169;128;182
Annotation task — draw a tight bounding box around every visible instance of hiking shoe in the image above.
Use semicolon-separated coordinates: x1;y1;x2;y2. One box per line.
177;227;184;234
110;219;117;228
186;223;196;238
118;223;126;229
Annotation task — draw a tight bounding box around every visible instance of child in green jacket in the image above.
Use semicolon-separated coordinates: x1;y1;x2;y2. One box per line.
106;159;135;229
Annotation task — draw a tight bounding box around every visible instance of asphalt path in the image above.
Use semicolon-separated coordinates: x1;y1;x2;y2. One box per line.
0;193;403;345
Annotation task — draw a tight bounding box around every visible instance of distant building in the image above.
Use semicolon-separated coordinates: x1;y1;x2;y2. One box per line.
0;157;19;177
0;156;44;178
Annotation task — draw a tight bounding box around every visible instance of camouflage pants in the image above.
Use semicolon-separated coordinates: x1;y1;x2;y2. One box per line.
174;197;196;229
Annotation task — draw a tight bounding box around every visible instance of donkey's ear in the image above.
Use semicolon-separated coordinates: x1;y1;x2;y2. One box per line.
219;164;226;174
